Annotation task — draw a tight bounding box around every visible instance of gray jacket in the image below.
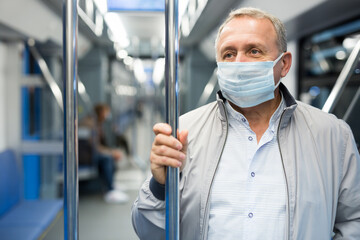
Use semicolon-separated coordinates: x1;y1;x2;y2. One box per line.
132;84;360;240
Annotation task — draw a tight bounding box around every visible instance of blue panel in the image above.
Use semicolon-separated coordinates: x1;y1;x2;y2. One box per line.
21;87;41;140
21;87;30;140
23;155;40;200
22;45;30;75
107;0;165;12
0;150;20;217
34;88;42;135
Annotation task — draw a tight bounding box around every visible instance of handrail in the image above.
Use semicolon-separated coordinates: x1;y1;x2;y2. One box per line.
322;39;360;113
27;40;93;117
343;86;360;122
165;0;180;239
27;39;64;112
63;0;79;239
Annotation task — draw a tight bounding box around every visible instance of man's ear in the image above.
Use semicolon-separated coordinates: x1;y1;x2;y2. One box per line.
281;52;292;78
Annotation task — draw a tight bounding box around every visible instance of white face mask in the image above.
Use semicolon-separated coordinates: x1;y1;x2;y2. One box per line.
217;53;284;108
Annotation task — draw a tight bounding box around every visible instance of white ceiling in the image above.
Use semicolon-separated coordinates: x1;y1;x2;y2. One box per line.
120;12;164;40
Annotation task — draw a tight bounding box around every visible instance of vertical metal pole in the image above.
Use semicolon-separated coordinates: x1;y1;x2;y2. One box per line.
165;0;179;239
63;0;79;239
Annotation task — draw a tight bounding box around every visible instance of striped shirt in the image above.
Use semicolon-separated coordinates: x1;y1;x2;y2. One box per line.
208;96;286;239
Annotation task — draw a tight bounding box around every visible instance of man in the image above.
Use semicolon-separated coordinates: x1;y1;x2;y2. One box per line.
132;7;360;239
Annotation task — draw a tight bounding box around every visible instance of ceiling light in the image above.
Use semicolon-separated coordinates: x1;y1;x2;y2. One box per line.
104;12;128;47
335;50;346;60
134;58;147;83
124;56;134;66
115;85;137;96
117;49;128;59
152;58;165;85
343;37;359;50
93;0;108;15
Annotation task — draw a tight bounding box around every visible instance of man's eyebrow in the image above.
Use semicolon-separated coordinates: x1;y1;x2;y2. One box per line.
243;42;267;50
219;46;236;54
219;42;268;53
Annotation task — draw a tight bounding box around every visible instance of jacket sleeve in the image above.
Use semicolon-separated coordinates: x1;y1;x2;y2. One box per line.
131;176;166;240
333;123;360;239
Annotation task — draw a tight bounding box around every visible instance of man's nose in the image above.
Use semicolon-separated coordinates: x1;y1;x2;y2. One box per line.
235;53;247;62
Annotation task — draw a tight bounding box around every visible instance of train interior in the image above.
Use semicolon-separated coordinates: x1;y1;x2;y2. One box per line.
0;0;359;239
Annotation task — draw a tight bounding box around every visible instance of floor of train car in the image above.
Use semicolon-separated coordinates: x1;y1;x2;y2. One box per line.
43;161;146;240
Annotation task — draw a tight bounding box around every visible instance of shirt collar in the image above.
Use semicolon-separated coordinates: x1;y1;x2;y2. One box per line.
225;93;285;133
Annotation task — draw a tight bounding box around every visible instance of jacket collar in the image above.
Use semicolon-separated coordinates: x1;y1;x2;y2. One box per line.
216;83;298;127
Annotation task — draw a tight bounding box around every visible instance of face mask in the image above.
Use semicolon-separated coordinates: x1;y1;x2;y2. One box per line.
217;53;284;108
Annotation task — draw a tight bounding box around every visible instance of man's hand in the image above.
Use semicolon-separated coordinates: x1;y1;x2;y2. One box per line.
150;123;188;185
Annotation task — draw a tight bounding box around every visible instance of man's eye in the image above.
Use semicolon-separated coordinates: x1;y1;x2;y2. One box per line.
224;53;233;59
250;49;260;55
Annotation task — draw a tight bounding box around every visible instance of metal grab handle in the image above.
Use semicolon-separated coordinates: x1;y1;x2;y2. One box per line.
63;0;79;239
322;39;360;113
27;41;64;112
165;0;180;239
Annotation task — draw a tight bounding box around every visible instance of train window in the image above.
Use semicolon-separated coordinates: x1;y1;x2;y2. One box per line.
299;18;360;147
301;19;360;77
299;18;360;108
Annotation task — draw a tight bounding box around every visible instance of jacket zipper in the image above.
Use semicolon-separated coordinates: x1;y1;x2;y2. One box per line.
277;109;291;240
202;101;229;240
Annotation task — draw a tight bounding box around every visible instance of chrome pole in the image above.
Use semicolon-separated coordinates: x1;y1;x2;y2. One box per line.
63;0;79;239
322;39;360;113
343;86;360;122
165;0;180;239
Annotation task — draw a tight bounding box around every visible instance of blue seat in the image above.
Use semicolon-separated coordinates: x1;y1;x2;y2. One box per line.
0;150;63;240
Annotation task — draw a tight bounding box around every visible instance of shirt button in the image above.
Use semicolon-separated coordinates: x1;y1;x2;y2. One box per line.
251;172;255;177
248;212;253;218
241;118;246;122
248;136;253;141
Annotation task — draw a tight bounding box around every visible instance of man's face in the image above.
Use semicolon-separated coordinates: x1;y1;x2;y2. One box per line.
216;16;280;62
216;16;283;82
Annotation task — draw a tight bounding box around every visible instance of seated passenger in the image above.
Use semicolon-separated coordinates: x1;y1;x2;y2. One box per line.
131;7;360;239
80;103;128;204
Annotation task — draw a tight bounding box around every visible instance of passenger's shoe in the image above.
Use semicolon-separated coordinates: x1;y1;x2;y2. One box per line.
104;190;129;204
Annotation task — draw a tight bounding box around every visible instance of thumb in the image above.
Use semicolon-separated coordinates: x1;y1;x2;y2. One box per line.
178;130;188;153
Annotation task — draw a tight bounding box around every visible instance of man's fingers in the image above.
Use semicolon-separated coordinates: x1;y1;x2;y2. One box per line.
150;152;183;168
154;134;182;150
152;144;186;161
179;130;188;146
153;123;172;135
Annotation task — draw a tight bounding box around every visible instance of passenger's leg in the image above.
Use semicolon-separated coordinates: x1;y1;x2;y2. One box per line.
97;154;115;190
97;154;128;203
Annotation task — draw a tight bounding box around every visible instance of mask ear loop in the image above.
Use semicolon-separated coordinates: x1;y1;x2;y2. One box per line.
273;53;285;89
273;53;284;66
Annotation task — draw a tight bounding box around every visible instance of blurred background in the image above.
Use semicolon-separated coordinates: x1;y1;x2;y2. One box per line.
0;0;359;239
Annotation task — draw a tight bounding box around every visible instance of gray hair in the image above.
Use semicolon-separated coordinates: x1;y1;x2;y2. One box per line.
215;7;287;57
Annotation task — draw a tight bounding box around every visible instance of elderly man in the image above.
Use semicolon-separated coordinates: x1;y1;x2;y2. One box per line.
132;7;360;239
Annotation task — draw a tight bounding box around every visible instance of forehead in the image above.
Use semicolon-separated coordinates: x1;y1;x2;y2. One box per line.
218;16;278;48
